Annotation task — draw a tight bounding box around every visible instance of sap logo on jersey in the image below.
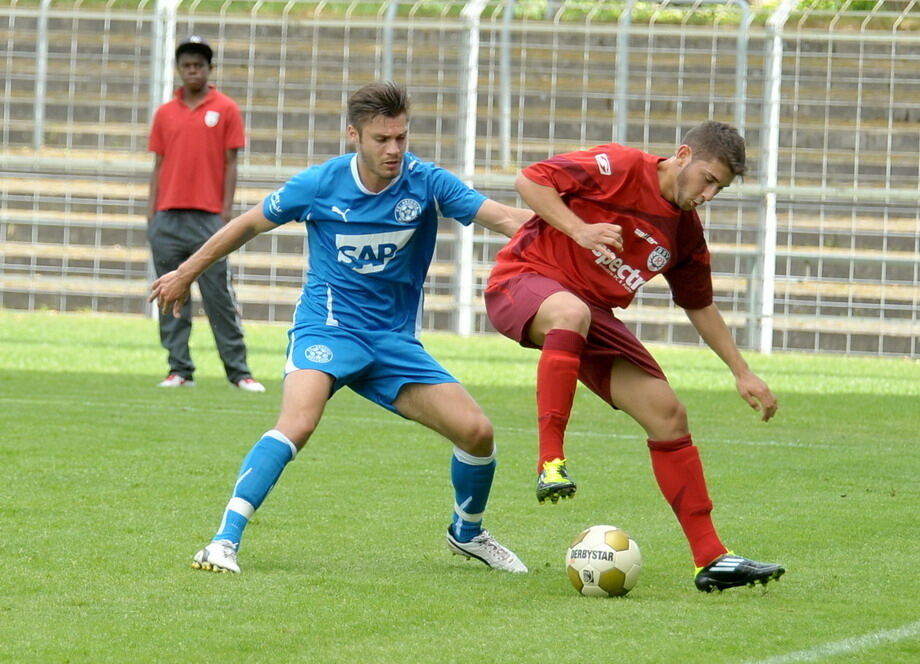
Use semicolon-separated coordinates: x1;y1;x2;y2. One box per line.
336;228;415;274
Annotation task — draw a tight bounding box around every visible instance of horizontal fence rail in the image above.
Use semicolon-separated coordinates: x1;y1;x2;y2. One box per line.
1;0;918;357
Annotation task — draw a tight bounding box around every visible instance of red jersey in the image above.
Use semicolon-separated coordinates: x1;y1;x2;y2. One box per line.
148;85;246;214
489;143;713;311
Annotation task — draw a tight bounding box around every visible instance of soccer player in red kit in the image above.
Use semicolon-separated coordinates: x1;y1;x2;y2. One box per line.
485;121;785;592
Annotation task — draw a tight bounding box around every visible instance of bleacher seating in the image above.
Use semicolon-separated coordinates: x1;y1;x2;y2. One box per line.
0;8;917;355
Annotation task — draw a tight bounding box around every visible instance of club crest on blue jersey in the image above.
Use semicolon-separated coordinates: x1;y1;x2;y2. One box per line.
394;198;422;223
304;344;333;363
647;245;671;272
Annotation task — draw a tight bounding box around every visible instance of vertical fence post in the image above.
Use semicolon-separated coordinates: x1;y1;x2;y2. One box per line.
149;2;164;123
499;0;514;170
33;0;51;150
614;0;637;143
149;0;179;123
382;1;398;81
456;0;488;336
146;0;179;319
756;0;795;354
734;0;751;134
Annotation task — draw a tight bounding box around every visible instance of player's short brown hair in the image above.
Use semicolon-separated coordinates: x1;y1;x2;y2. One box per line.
682;121;747;177
347;81;410;132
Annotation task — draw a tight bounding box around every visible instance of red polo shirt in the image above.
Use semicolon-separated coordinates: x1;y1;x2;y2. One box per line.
148;85;246;214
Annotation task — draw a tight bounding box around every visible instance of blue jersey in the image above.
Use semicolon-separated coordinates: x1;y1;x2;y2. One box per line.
263;152;486;334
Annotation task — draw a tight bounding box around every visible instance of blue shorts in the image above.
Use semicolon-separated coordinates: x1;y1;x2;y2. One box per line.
284;324;458;414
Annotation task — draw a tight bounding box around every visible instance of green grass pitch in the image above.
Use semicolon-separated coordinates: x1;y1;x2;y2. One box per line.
1;310;918;663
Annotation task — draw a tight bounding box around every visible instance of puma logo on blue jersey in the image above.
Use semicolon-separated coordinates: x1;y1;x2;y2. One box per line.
336;229;415;274
331;206;350;222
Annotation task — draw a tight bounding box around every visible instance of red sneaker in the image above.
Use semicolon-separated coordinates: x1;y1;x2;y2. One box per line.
157;374;195;388
235;377;266;393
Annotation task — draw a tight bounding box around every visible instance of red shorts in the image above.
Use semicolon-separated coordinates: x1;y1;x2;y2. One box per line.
485;272;666;406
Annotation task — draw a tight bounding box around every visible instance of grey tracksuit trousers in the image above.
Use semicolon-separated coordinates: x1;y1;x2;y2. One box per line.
147;209;252;384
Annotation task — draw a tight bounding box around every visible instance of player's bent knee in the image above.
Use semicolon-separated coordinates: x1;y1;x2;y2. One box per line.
648;400;689;440
664;399;690;438
456;416;494;457
533;293;591;341
550;302;591;335
274;417;319;448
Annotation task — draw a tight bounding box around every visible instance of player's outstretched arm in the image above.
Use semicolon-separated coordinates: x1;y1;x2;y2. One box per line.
515;173;622;254
472;199;533;238
149;204;277;318
684;303;779;422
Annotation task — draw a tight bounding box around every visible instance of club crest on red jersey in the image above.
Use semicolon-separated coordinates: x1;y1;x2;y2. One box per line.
204;110;220;127
647;245;671;272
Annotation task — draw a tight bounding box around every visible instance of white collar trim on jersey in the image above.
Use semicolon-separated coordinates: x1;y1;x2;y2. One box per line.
350;154;403;196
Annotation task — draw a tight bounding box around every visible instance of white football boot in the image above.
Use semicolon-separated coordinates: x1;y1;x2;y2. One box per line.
446;528;528;573
191;540;241;574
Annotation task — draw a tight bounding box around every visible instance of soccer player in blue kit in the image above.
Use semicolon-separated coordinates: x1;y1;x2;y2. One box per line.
150;81;533;574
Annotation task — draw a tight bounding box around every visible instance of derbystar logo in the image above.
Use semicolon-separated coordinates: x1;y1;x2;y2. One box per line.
570;548;615;561
592;249;648;291
336;228;415;274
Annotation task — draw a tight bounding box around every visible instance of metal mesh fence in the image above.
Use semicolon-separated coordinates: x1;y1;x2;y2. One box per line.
764;1;919;356
1;0;918;356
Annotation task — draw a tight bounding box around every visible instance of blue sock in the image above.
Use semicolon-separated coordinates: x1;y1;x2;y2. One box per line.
213;430;297;547
450;446;496;543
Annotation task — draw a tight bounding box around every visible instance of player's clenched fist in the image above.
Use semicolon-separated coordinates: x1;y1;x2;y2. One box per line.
572;221;624;257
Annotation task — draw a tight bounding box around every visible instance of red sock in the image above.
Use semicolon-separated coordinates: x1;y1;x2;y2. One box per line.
536;329;586;472
647;435;728;568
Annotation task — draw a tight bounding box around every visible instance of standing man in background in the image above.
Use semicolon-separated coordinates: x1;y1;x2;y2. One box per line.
147;35;264;392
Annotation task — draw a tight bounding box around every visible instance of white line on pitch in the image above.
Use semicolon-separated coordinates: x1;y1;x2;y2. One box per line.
746;620;920;664
3;394;833;449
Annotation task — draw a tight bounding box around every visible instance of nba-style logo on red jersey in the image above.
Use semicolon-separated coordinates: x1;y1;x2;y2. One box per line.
647;246;671;272
594;153;612;175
